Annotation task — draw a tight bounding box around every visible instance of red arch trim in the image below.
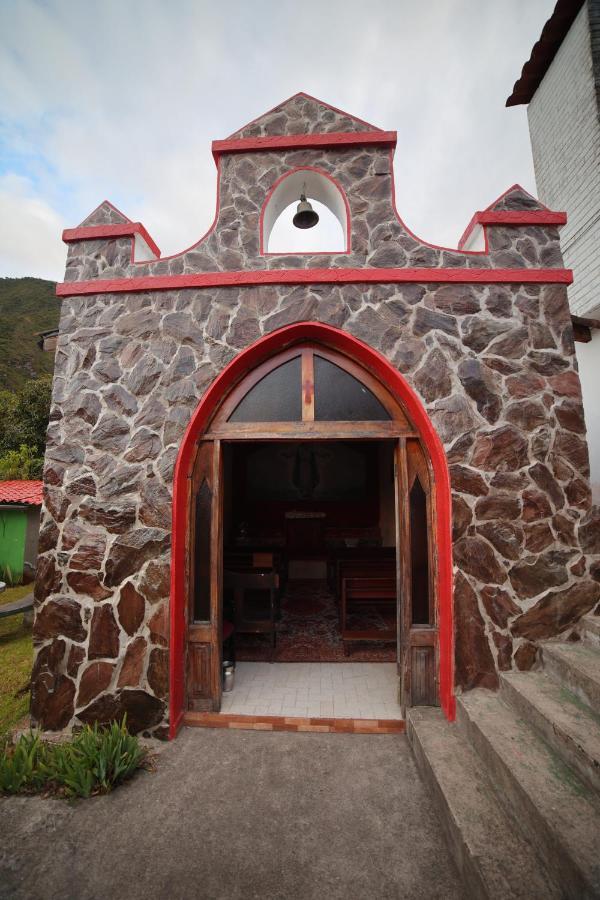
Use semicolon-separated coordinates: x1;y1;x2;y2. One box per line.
168;322;455;738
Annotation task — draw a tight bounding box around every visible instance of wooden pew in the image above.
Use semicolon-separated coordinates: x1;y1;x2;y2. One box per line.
340;574;397;653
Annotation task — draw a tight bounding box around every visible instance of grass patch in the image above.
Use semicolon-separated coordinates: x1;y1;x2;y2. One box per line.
0;719;147;799
0;583;34;738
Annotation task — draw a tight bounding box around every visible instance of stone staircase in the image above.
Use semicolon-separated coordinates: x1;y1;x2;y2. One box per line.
408;614;600;899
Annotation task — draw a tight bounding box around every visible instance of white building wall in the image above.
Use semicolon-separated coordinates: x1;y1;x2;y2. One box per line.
576;330;600;502
528;3;600;317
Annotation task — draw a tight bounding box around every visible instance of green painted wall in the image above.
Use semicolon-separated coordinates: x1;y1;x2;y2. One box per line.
0;509;27;583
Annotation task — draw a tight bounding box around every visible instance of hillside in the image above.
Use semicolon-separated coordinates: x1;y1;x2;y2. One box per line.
0;278;60;392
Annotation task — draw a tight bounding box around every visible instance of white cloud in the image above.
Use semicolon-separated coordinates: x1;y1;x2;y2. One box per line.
0;0;556;277
0;174;66;279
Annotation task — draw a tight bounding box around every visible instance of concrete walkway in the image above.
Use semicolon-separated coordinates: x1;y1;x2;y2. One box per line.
0;729;461;899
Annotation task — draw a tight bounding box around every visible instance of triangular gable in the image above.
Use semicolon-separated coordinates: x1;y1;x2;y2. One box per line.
227;92;383;139
78;200;131;228
486;184;549;213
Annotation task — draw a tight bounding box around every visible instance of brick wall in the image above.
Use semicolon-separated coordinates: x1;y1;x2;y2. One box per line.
528;3;600;318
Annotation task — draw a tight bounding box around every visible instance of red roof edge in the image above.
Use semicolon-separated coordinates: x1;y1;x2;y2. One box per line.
0;480;43;506
506;0;585;106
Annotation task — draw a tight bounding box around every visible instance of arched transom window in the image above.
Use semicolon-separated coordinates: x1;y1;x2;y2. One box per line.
207;345;412;435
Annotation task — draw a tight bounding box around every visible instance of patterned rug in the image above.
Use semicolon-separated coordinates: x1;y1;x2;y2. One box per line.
236;579;396;662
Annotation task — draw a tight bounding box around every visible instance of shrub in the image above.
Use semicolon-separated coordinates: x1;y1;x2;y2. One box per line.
0;718;147;799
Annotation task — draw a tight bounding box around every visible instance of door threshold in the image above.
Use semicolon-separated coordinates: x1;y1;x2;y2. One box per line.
183;711;405;734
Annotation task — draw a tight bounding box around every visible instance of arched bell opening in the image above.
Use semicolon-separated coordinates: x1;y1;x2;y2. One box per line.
260;168;350;254
169;322;454;737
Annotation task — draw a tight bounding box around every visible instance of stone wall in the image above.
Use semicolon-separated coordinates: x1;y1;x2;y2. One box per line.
32;274;600;735
32;96;599;735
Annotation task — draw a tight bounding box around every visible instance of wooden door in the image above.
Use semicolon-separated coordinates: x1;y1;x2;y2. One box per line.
187;439;223;711
395;437;438;714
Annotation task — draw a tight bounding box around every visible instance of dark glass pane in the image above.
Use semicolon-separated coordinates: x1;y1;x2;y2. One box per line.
228;357;302;422
410;477;430;625
194;478;212;621
314;356;391;421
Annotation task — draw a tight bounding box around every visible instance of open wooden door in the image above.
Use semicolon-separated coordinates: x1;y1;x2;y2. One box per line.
186;439;223;712
395;437;438;715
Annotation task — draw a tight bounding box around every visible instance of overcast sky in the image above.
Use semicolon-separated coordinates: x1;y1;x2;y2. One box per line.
0;0;555;280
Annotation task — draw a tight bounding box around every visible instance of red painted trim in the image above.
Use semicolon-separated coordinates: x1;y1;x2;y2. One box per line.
258;166;352;255
458;209;567;251
57;266;573;299
168;321;456;739
225;91;385;139
212;130;397;163
62;223;161;258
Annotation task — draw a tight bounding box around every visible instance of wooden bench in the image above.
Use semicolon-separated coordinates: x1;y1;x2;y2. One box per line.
335;557;395;610
340;575;396;653
0;592;34;625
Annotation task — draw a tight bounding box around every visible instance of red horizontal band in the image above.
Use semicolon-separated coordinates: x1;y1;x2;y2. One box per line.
212;130;397;162
56;266;572;298
458;209;566;250
62;223;161;258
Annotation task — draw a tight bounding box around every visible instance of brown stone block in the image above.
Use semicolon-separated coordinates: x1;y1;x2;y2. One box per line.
66;571;112;601
511;582;600;640
34;554;62;603
118;582;146;636
124;428;161;463
454;573;498;691
552;513;576;546
471;426;529;472
475;494;520;520
69;535;107;571
565;475;591;510
509;551;571;599
555;401;586;434
481;586;520;629
138;557;171;605
487;326;529;359
148;603;168;647
77;662;114;708
458;358;501;424
452;496;472;540
554;431;590;478
454;537;506;585
514;642;537;671
505;401;547;432
492;631;513;670
89;605;120;659
67;644;85;678
104;528;170;588
34;597;86;643
505;372;545;399
529;463;565;509
31;673;75;731
138;479;172;529
432;284;480;315
79;499;135;534
414;349;452;403
77;689;164;735
524;521;554;552
147;647;168;699
430;395;477;444
579;506;600;555
477;522;523;561
450;465;489;497
522;490;552;522
118;636;147;687
548;371;582;398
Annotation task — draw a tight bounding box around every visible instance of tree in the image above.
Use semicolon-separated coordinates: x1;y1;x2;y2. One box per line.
0;444;44;480
0;376;52;457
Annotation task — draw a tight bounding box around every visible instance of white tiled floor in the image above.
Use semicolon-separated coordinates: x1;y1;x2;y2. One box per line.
220;662;403;719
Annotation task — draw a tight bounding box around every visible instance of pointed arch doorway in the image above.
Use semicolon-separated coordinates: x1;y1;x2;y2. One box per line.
169;323;454;737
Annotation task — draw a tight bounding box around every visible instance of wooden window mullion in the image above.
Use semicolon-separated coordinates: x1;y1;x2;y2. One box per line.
301;350;315;421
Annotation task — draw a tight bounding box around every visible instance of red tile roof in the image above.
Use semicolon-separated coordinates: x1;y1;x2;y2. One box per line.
0;480;43;506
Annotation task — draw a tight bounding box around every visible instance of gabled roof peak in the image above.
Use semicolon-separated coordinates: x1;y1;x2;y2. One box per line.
227;92;384;140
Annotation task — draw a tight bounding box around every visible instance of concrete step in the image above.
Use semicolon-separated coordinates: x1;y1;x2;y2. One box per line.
458;690;600;899
542;641;600;715
407;707;561;900
580;614;600;647
500;670;600;795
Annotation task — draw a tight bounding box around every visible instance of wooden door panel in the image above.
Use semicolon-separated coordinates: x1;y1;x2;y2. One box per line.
187;440;223;712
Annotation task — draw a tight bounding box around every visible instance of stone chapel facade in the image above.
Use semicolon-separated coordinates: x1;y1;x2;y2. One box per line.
31;94;599;737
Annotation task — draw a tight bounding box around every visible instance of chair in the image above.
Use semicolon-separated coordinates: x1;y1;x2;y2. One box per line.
224;570;280;662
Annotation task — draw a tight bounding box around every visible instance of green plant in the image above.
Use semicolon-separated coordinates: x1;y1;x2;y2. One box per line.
0;718;147;799
0;732;48;792
0;444;44;480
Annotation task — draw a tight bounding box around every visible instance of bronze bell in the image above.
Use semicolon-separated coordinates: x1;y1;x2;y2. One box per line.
293;192;319;229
